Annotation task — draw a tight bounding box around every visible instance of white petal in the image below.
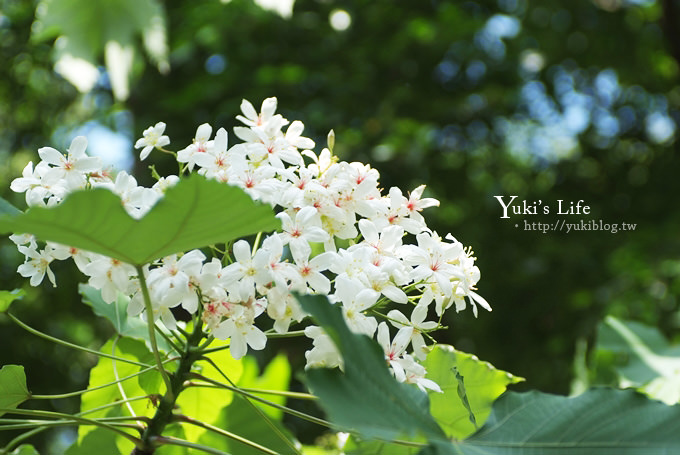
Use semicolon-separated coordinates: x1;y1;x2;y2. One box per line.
240;99;258;120
230;334;248;359
232;240;252;263
196;123;212;142
309;252;336;271
358;219;379;244
246;326;267;350
392;326;414;355
261;97;278;118
386;309;409;327
381;285;408;304
376;322;390;352
68;136;88;157
391;360;406;382
306;272;330;294
411;305;429;325
286;120;304;138
213;128;228;151
233;126;259;142
470;291;492;312
296;206;318;224
38;147;65;166
140;145;153;161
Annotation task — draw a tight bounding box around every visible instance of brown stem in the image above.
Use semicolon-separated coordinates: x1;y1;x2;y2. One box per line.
130;320;205;454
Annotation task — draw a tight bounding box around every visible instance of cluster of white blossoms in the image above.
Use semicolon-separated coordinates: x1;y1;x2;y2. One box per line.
9;98;491;392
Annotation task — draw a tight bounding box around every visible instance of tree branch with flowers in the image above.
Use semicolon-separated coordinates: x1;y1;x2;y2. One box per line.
1;99;679;455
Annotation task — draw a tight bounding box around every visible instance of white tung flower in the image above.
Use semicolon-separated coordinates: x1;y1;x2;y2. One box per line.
277;207;328;258
17;245;58;287
135;122;170;160
212;303;267;360
8;98;489;384
221;240;272;301
38;136;101;189
83;255;137;304
377;322;413;382
177;123;213;171
387;306;438;360
304;325;343;369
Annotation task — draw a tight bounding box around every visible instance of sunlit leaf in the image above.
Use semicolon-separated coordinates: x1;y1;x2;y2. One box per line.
32;0;168;99
0;289;26;312
423;345;523;439
175;342;243;443
156;423;190;455
10;445;40;455
0;174;280;266
298;294;446;442
0;365;30;417
65;424;121;455
237;353;290;420
595;315;680;404
77;337;161;454
197;354;297;455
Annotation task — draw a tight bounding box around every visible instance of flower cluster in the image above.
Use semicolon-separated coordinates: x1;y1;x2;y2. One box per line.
10;98;490;391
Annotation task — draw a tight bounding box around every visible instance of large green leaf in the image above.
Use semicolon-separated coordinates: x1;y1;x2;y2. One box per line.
345;346;523;455
448;388;680;454
0;174;280;266
297;294;446;442
595;315;680;404
423;345;523;439
0;365;30;417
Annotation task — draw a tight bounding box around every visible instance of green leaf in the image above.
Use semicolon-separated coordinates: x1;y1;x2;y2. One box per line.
453;366;476;429
9;445;40;455
237;353;291;420
0;365;30;417
32;0;168;99
65;425;121;455
175;342;243;443
595;315;680;404
344;346;523;454
423;345;523;439
0;196;21;216
156;423;190;455
77;337;161;453
0;289;26;312
0;174;280;266
79;284;172;352
344;437;422;455
453;388;680;454
297;294;446;442
197;354;296;455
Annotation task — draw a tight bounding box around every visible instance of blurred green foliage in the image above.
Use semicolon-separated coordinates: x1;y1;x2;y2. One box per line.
1;0;679;452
